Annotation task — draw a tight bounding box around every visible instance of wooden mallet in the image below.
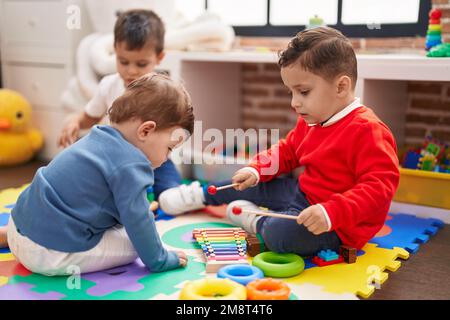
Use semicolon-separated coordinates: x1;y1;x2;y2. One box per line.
231;206;298;220
207;183;240;195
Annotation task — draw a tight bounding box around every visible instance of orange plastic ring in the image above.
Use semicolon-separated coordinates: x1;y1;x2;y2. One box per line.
246;278;291;300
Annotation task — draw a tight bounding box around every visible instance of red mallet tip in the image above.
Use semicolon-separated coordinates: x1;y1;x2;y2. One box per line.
207;185;217;195
232;206;242;215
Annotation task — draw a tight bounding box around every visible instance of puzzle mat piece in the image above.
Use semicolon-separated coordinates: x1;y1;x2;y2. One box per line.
151;278;194;300
81;256;202;298
0;282;66;300
0;185;28;213
2;255;205;300
284;243;409;299
0;259;32;278
84;255;205;299
0;213;9;227
0;186;25;258
370;213;444;253
0;273;98;300
0;253;15;262
0;213;12;254
82;260;150;297
287;283;358;300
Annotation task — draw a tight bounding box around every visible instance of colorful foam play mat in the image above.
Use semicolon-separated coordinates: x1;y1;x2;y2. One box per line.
0;185;444;300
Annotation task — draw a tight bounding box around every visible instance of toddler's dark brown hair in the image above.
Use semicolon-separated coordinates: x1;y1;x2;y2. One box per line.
114;9;165;54
279;26;357;89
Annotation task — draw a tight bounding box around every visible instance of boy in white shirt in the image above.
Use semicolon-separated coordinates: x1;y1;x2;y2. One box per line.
58;9;182;198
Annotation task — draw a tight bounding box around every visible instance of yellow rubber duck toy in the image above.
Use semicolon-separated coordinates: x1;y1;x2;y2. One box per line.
0;89;43;166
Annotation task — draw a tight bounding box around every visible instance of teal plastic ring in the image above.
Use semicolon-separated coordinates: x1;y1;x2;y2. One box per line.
252;252;304;278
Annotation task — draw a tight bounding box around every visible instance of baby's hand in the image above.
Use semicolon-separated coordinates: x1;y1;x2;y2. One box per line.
232;168;258;191
177;251;188;267
58;116;80;148
296;205;328;235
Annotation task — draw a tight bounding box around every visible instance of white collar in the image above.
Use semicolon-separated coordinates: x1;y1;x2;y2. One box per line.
307;98;362;127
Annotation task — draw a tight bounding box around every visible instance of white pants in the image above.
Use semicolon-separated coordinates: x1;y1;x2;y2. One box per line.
7;218;138;276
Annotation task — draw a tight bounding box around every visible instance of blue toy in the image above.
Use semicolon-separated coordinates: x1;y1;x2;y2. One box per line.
317;249;340;262
403;151;421;169
217;264;264;285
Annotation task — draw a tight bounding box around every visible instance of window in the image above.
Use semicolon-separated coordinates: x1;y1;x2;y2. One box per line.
342;0;421;25
173;0;431;37
208;0;268;26
270;0;338;26
174;0;205;21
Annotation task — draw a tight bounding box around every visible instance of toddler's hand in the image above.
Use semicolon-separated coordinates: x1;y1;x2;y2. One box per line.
177;251;188;267
58;116;80;148
296;205;329;235
232;168;258;191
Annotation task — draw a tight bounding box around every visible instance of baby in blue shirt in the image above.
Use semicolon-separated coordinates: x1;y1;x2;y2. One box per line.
0;73;194;276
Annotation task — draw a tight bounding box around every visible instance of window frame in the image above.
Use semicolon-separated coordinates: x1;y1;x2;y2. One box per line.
211;0;432;38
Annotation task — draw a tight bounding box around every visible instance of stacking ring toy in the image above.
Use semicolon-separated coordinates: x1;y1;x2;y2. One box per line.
252;251;304;278
217;264;264;285
246;278;291;300
179;278;247;300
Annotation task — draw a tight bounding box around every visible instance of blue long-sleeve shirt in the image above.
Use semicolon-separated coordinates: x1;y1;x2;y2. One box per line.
11;125;179;272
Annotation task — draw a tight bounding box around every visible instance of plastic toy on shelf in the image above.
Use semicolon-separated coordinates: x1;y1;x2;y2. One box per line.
425;9;442;51
401;136;449;174
427;43;450;57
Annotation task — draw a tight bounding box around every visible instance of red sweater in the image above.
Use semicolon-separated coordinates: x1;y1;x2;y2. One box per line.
249;106;400;249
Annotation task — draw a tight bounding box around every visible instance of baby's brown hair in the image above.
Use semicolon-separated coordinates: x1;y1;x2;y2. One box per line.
109;73;194;135
278;26;357;89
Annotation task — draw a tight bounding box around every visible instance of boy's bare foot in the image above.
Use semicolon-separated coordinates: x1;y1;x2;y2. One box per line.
0;226;8;248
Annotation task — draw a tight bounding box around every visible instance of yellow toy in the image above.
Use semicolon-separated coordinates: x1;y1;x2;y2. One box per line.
179;278;247;300
0;89;43;166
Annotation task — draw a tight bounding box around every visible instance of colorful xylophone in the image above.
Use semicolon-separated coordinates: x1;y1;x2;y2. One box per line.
192;227;250;272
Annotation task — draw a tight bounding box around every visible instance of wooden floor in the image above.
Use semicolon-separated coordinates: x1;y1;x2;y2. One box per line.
1;160;449;300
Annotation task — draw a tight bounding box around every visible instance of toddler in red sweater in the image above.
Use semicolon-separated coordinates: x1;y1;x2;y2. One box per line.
159;27;400;255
